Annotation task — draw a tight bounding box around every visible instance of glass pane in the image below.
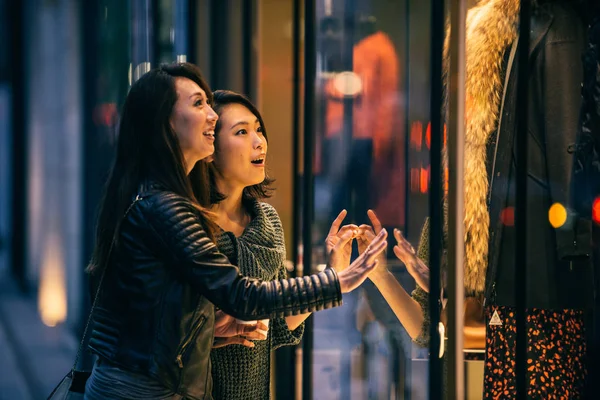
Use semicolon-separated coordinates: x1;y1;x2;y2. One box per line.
310;0;433;398
155;0;189;64
130;0;153;81
82;0;130;327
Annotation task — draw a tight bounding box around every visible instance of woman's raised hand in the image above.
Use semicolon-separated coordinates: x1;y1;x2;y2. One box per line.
336;228;387;293
325;210;359;272
356;210;389;280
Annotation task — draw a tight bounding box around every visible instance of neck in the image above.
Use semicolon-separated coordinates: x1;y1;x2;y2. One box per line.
211;178;247;223
184;156;196;175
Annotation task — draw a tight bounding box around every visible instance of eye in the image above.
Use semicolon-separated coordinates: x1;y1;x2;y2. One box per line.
194;98;204;107
235;129;247;135
257;126;264;134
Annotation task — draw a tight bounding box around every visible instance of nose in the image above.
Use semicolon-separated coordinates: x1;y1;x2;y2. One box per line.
253;131;266;150
207;105;218;123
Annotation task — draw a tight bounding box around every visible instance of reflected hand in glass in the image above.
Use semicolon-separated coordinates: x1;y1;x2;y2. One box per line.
212;310;269;349
325;209;358;272
392;229;430;293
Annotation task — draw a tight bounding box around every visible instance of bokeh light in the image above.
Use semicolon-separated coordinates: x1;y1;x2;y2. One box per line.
548;203;567;228
592;197;600;225
500;207;514;226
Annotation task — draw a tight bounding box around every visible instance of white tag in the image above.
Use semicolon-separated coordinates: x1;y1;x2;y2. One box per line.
489;309;503;326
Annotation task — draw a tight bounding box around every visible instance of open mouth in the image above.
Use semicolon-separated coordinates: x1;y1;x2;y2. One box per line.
203;130;214;139
251;157;265;165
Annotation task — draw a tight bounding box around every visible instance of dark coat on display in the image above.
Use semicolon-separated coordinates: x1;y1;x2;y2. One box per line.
486;1;593;309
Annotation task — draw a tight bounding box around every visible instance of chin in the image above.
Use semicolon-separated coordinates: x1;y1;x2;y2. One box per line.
198;150;215;161
247;176;265;187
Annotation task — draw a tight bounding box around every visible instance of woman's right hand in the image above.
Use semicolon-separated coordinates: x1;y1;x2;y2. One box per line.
212;310;268;348
336;228;387;293
325;209;359;273
392;229;430;292
356;210;389;280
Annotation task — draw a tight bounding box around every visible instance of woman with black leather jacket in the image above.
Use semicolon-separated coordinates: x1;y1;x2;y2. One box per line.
82;62;387;400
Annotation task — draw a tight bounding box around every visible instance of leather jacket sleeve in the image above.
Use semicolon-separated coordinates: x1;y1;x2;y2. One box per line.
138;192;343;320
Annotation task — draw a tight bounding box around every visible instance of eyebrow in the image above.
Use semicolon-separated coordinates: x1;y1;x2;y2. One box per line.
189;92;205;99
230;119;260;130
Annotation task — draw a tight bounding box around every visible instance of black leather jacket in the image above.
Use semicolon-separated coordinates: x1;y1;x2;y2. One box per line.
88;186;343;400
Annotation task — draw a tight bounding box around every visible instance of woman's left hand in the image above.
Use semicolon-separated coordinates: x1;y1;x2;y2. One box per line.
212;311;268;348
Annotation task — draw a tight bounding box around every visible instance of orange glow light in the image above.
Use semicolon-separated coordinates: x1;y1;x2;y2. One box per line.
424;122;447;149
38;235;67;327
548;203;567;228
420;166;429;194
593;197;600;225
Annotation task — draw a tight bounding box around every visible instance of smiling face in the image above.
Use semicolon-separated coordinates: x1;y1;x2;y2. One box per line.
212;103;268;190
170;77;218;172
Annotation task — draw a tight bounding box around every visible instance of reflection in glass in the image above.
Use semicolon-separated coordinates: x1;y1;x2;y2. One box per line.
131;0;153;82
155;0;188;64
310;1;418;399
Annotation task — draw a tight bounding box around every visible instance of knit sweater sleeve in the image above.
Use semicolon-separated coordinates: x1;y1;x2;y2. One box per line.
271;264;305;350
262;203;305;350
411;218;432;347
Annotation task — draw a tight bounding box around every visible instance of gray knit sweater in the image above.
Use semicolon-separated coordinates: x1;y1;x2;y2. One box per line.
210;200;304;400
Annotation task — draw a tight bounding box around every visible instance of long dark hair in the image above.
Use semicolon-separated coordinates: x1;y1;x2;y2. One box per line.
190;90;274;205
87;62;219;275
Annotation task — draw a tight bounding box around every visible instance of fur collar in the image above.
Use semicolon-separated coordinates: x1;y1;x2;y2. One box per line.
444;0;520;295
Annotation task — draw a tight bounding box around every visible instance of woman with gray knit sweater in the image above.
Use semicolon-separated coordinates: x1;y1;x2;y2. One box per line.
190;90;360;400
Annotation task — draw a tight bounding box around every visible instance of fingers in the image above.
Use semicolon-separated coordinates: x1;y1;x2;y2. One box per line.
338;224;359;237
393;237;418;267
364;238;387;265
367;210;383;234
325;222;357;254
358;228;387;265
334;227;356;250
213;337;255;349
240;330;268;341
327;209;348;237
237;323;259;335
393;228;403;243
358;224;375;239
255;321;268;332
370;228;388;248
394;229;415;253
393;244;413;263
236;320;269;339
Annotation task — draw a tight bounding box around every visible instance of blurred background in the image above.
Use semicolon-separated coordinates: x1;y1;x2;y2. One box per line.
0;0;479;399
